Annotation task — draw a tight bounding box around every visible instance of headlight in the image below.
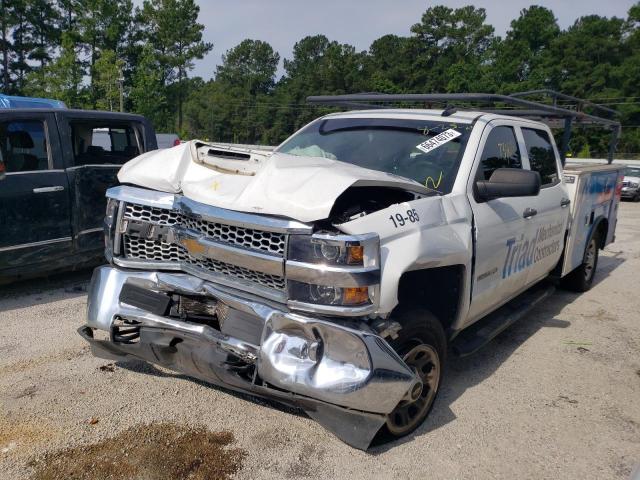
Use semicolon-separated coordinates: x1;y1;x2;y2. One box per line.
288;233;375;267
105;197;118;225
289;281;371;306
631;182;639;188
104;198;119;259
286;233;380;312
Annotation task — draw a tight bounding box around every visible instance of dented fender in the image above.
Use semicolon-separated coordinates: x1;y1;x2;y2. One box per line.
336;193;474;327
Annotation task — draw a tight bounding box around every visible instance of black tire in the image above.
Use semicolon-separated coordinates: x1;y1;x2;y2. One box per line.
379;308;446;440
560;233;600;292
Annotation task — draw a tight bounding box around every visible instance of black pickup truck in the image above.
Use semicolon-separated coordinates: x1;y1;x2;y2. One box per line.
0;109;156;282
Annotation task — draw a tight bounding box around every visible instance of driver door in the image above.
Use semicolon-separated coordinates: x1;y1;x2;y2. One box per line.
466;122;535;324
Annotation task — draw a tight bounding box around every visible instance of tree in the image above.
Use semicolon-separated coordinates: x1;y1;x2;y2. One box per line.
205;40;280;143
9;0;29;91
366;34;412;92
0;0;16;91
216;39;280;96
76;0;134;105
24;32;86;107
130;44;170;129
614;2;640;155
93;49;124;111
140;0;212;131
493;6;560;91
409;6;496;92
26;0;60;68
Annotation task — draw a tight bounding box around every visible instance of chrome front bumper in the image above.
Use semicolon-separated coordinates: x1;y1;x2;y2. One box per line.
79;266;420;449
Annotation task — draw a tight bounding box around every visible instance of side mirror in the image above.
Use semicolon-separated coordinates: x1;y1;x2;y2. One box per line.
476;168;541;201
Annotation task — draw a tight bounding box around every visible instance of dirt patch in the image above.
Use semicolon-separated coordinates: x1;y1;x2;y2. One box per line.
29;423;246;480
0;416;50;454
97;363;115;373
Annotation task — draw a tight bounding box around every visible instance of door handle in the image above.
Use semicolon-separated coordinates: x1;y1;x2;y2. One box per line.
33;186;65;193
560;198;571;208
523;207;538;219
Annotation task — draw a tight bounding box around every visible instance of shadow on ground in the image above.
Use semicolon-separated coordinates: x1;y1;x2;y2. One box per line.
0;267;95;312
369;252;625;453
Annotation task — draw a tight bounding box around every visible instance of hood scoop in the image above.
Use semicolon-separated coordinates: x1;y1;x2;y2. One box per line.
194;143;266;176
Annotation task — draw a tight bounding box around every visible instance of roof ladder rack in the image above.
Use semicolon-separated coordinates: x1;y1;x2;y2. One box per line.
306;91;621;164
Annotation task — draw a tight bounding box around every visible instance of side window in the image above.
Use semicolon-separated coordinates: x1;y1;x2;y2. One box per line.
71;122;141;166
0;120;50;172
522;128;559;186
479;126;522;180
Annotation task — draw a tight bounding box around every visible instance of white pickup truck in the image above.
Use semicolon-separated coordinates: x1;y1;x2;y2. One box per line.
79;93;624;449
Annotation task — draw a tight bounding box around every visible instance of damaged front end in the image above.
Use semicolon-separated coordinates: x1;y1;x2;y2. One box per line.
81;185;420;449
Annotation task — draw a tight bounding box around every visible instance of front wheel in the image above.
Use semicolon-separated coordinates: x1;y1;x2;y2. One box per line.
380;309;446;439
560;234;600;292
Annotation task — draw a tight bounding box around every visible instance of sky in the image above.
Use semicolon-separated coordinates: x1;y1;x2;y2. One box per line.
171;0;638;80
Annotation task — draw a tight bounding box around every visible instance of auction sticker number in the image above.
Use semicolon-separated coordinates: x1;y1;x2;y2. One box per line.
389;209;420;228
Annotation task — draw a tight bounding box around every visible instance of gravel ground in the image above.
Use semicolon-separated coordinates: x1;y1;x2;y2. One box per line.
1;203;639;480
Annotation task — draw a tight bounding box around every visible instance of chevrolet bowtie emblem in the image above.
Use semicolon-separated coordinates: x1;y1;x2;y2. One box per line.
180;237;207;257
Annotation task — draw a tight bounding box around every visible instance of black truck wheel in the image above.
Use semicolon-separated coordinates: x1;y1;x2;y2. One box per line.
381;309;446;439
560;233;600;292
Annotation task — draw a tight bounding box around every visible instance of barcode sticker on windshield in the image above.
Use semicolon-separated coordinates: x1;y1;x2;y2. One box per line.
416;129;461;154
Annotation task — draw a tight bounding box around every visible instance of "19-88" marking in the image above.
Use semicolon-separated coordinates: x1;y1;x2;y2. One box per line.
389;209;420;228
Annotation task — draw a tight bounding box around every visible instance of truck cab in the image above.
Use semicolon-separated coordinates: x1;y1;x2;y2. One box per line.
0;109;156;282
79;92;622;450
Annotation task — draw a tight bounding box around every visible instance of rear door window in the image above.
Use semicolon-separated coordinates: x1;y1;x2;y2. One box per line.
478;126;522;180
0;120;50;172
70;122;141;166
521;128;559;186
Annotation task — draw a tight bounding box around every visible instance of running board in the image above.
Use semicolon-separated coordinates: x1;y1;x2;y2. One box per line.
452;282;556;357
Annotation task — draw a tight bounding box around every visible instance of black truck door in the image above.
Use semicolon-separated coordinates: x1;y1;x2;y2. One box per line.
0;112;72;273
59;114;148;253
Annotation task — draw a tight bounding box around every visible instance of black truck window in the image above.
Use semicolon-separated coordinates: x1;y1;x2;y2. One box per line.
522;128;559;186
479;126;522;180
0;120;50;172
71;122;141;166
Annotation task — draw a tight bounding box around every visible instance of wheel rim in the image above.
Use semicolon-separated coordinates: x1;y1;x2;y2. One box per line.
385;344;440;436
584;239;597;281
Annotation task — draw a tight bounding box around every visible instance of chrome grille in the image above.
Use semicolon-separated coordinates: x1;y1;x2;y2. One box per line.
124;203;286;255
123;236;286;291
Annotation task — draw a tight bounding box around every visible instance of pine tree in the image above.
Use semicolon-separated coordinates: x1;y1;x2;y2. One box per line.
140;0;212;131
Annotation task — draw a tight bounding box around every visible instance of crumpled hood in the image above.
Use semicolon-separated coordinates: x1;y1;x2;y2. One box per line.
118;140;429;223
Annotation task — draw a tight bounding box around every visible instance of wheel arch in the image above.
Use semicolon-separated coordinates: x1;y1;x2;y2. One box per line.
395;264;466;338
593;216;609;249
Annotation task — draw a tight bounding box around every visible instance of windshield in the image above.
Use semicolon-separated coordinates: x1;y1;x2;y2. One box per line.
625;167;640;177
277;117;473;194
